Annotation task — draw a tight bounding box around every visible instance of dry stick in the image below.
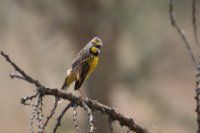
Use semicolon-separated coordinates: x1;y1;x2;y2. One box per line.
42;97;59;131
0;51;44;88
192;0;200;48
1;50;149;133
21;92;39;106
10;73;26;80
169;0;197;66
42;89;149;133
53;102;73;133
169;1;200;132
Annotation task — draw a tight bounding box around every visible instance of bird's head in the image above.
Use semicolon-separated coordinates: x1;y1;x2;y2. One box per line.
89;37;103;56
91;37;103;48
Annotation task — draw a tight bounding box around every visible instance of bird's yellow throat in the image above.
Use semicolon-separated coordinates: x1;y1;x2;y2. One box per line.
87;56;99;79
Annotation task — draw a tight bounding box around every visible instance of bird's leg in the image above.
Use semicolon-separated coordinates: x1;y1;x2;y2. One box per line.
78;89;88;100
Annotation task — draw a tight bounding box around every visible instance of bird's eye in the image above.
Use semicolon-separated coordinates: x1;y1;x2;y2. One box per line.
95;39;99;43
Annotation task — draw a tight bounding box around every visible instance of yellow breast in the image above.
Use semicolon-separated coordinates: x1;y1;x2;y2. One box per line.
87;56;99;79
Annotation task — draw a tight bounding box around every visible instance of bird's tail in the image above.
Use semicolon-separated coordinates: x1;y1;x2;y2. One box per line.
59;76;70;104
60;77;69;91
60;69;75;91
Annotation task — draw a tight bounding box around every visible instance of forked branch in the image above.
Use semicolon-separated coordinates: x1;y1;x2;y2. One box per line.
1;50;149;133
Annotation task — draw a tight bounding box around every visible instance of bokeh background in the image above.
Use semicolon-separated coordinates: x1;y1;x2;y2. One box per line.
0;0;200;133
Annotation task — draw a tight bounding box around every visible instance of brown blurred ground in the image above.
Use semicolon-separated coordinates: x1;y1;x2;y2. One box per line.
0;0;199;133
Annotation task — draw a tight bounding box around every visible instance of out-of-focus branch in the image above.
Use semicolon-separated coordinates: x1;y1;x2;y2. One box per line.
169;0;197;66
108;117;114;133
1;50;149;133
169;1;200;132
196;62;200;133
192;0;200;48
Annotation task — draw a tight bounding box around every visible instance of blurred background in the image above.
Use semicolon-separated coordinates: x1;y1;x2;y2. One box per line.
0;0;199;133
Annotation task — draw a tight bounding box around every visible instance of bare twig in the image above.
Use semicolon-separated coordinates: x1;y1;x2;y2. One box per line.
10;73;26;80
21;92;38;106
169;0;197;65
82;101;95;133
192;0;200;48
43;97;59;131
72;104;83;133
53;102;73;133
168;1;200;133
0;51;44;88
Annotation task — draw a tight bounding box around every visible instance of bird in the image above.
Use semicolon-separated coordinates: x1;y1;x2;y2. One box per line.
61;37;103;98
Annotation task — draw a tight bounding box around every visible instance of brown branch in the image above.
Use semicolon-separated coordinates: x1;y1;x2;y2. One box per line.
169;0;197;66
169;1;200;132
21;92;38;106
196;62;200;133
192;0;200;48
42;97;59;131
1;50;149;133
53;102;73;133
0;51;44;88
41;88;149;133
10;73;26;80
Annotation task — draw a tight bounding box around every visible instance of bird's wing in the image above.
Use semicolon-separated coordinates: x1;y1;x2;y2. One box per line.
74;61;89;90
72;48;91;69
72;48;92;90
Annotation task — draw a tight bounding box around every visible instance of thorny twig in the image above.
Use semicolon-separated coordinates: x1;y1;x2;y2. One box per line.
1;50;149;133
169;0;197;65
